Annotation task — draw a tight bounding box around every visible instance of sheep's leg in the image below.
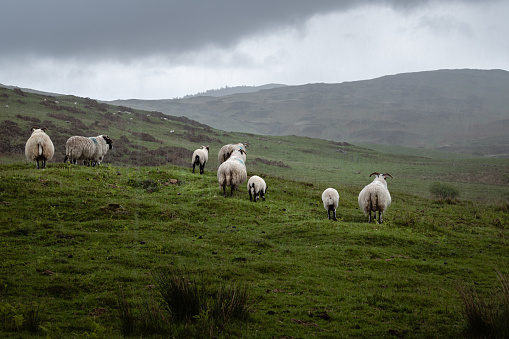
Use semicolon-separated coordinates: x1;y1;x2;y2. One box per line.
64;155;68;163
42;158;46;169
192;163;196;173
368;210;372;223
222;184;227;198
200;164;204;175
249;190;253;202
230;185;234;197
36;159;40;169
261;191;265;201
333;209;337;221
378;211;383;224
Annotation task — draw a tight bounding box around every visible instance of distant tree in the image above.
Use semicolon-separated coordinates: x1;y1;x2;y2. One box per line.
429;182;460;200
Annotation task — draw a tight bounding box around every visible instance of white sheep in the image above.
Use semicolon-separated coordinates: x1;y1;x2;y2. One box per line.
217;149;247;197
247;175;267;202
192;145;209;175
25;127;55;169
358;172;393;224
218;142;249;164
321;188;339;221
64;135;113;166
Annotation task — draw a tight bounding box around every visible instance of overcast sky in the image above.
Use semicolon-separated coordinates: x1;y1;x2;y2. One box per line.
1;0;508;100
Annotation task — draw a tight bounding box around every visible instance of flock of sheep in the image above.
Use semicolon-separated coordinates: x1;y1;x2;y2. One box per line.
25;127;390;223
24;127;113;168
193;142;392;223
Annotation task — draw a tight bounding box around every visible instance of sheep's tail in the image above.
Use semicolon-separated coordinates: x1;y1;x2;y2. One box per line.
368;192;378;212
327;195;334;208
38;143;43;156
194;154;200;165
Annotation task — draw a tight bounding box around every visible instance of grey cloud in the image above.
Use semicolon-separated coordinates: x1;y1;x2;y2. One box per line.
1;0;484;62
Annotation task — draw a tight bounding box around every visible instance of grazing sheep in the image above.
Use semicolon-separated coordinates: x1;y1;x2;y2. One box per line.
25;127;54;169
192;145;209;175
322;188;339;221
218;142;249;164
358;172;393;224
91;135;113;166
247;175;267;202
64;135;113;166
217;149;247;197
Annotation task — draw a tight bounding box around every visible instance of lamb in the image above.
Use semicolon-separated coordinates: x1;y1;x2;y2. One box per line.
358;172;393;224
247;175;267;202
25;127;54;169
321;188;339;221
218;142;249;164
64;135;113;166
217;149;247;197
191;145;209;175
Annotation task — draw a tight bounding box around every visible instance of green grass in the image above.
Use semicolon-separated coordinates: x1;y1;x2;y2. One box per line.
0;162;508;338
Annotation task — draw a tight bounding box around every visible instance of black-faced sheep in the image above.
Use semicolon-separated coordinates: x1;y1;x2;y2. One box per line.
192;145;209;175
247;175;267;202
218;142;249;164
322;188;339;221
64;135;113;166
358;172;393;224
25;127;54;169
217;149;247;197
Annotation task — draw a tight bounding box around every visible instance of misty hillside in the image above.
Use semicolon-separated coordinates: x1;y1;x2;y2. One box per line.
181;84;287;98
109;69;509;156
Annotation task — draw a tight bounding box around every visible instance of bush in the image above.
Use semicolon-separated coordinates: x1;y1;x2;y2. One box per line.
429;182;460;200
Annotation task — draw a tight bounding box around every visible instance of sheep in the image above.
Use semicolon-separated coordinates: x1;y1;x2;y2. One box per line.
64;135;113;166
322;188;339;221
358;172;393;224
247;175;267;202
192;145;209;174
25;127;54;169
217;149;247;197
218;142;249;164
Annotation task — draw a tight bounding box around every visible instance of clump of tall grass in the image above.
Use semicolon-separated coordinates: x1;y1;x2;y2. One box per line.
429;181;460;200
116;268;255;337
457;270;509;338
0;302;42;334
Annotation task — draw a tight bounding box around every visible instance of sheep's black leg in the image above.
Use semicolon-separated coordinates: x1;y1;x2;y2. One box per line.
192;163;196;173
222;184;227;198
333;209;337;221
200;164;204;174
261;191;265;201
36;159;40;169
64;155;68;163
368;211;372;223
378;211;383;224
230;186;234;197
249;190;253;201
42;158;46;169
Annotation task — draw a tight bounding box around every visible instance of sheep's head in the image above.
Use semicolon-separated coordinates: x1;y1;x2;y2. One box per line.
31;127;47;133
102;135;113;149
201;145;209;152
369;172;393;184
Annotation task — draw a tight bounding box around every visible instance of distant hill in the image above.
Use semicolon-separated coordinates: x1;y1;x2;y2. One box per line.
182;84;287;98
0;83;64;97
108;69;509;156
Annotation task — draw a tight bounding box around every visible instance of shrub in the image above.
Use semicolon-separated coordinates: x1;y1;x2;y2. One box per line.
429;181;460;200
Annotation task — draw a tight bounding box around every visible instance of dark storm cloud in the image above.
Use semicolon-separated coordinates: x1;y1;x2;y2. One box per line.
1;0;487;61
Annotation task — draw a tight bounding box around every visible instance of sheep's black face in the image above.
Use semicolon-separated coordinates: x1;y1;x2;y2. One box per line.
103;136;113;149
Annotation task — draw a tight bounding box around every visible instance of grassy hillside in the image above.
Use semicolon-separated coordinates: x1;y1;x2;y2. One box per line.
0;85;508;337
109;69;509;156
0;162;508;338
1;85;508;203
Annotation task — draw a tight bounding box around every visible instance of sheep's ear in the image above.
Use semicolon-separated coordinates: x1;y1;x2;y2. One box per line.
31;126;38;132
369;172;380;177
244;142;249;147
383;173;393;179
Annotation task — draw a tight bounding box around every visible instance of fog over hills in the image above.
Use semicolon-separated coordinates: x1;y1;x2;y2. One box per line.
109;69;509;156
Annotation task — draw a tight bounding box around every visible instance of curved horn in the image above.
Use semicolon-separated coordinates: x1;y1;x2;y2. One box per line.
243;142;249;147
42;127;48;132
369;172;380;177
31;126;38;132
383;173;393;178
